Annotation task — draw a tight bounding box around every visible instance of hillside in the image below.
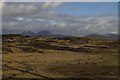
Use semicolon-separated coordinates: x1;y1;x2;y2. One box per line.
86;33;118;40
2;34;118;79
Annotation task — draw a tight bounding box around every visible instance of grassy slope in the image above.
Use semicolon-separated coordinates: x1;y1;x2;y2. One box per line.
2;35;118;79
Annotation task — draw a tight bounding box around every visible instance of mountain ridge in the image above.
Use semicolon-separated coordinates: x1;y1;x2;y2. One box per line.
21;30;70;37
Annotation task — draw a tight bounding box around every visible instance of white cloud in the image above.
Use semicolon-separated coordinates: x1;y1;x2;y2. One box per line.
42;2;63;9
47;20;66;29
110;32;118;34
61;23;66;27
16;17;45;22
36;19;45;22
16;17;24;21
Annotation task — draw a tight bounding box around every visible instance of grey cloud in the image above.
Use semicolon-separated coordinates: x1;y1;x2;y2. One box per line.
2;2;118;36
2;2;64;17
3;3;38;16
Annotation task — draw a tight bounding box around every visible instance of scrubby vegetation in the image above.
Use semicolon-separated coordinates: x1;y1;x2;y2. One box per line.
3;34;118;54
2;34;118;79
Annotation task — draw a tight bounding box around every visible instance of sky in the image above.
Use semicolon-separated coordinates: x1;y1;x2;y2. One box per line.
1;0;120;2
2;2;118;36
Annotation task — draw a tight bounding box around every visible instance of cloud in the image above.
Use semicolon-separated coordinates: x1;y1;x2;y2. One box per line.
2;21;19;31
42;2;63;9
51;21;66;29
84;25;91;30
110;32;118;34
36;19;45;22
2;3;38;16
16;17;24;21
2;2;63;17
2;2;118;36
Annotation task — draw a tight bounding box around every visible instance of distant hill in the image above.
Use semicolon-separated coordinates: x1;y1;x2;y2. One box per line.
21;30;36;36
86;33;118;40
21;30;70;37
37;30;53;37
